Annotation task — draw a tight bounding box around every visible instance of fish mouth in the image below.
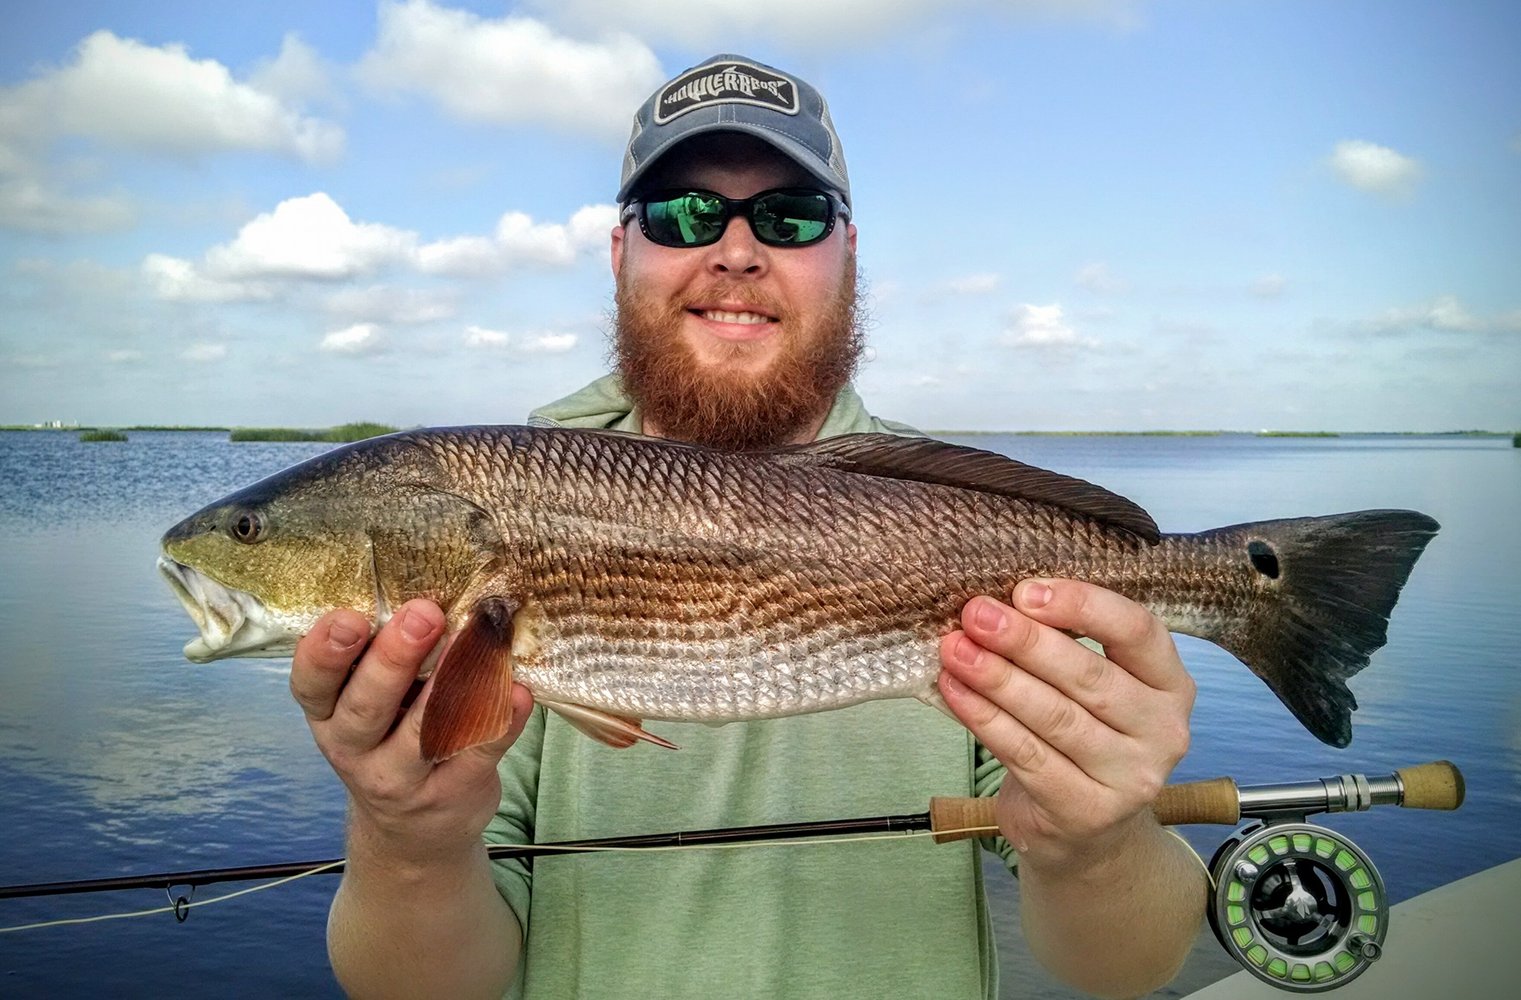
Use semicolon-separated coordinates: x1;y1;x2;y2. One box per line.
157;557;298;662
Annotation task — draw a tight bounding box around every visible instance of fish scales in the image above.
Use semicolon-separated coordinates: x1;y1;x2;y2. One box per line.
447;430;1157;721
159;425;1439;754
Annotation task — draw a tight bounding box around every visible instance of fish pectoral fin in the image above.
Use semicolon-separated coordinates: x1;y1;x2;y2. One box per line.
419;596;517;764
539;698;679;751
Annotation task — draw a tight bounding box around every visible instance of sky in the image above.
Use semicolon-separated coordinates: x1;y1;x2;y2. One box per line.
1;0;1517;432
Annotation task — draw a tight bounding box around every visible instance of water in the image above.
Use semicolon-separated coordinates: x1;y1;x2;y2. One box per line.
0;430;1516;997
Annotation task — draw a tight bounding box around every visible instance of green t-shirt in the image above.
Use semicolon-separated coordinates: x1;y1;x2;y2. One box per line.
486;377;1012;998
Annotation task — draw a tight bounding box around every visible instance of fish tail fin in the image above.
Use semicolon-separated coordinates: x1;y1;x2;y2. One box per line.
1196;509;1439;747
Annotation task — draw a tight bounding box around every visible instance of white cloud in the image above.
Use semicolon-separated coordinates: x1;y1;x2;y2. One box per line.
248;33;340;110
320;323;386;355
0;176;135;234
462;325;579;353
325;285;456;325
520;332;578;353
0;29;342;234
939;272;1002;295
1003;302;1097;349
1328;139;1422;198
464;325;510;348
1074;261;1128;295
183;343;229;363
0;30;343;163
532;0;1141;46
145;194;616;301
142;253;274;302
107;350;143;364
1251;273;1287;298
207;193;417;281
1367;295;1487;335
356;1;663;139
418;203;616;276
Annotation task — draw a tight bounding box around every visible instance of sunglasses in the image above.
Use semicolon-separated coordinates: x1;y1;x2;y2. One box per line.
622;187;849;248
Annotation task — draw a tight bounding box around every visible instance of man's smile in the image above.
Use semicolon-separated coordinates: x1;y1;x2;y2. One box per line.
687;303;781;340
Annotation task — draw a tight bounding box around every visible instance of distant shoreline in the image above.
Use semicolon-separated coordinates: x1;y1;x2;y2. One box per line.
0;425;1513;439
931;429;1513;438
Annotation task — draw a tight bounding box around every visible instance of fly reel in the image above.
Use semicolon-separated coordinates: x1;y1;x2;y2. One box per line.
1149;761;1464;992
1207;820;1386;991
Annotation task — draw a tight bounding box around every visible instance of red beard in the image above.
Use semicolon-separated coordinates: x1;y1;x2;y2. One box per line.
613;258;863;451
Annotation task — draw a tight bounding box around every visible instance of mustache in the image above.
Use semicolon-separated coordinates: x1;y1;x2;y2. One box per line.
677;283;785;316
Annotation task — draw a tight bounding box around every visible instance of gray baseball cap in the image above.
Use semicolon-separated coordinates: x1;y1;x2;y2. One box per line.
617;54;850;207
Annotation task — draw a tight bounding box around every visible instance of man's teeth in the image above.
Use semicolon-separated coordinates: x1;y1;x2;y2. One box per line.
701;309;772;325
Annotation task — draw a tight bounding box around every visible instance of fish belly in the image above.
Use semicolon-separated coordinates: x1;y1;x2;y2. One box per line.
515;625;942;722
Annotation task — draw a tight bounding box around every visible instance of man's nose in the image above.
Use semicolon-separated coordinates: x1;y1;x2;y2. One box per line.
705;216;767;276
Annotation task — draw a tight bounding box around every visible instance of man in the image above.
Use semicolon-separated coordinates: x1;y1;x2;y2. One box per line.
290;54;1204;998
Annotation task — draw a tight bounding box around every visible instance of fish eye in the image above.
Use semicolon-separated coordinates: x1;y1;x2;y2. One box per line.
230;510;265;544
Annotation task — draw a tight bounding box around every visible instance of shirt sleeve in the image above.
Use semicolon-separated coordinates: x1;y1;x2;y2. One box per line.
973;740;1018;874
483;705;547;931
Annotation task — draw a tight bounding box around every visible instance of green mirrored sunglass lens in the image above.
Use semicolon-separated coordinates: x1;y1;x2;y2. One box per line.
649;195;724;245
755;194;829;243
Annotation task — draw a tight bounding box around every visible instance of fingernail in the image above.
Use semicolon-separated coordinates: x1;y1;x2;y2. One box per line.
328;622;361;649
973;599;1005;632
952;633;981;667
400;608;435;641
941;671;968;696
1019;581;1052;609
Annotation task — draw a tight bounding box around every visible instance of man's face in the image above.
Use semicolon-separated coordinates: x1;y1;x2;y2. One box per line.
611;134;863;450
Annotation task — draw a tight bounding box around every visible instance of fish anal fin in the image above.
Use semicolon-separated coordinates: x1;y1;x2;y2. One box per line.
540;698;679;750
918;687;961;724
419;596;516;764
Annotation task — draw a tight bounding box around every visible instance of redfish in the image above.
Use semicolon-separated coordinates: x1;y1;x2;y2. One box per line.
158;427;1439;761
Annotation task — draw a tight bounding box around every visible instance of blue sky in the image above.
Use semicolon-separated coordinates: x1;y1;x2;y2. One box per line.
2;0;1517;431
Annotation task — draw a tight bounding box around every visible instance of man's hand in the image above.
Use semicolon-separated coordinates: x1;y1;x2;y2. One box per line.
936;578;1195;870
293;599;531;997
290;599;534;870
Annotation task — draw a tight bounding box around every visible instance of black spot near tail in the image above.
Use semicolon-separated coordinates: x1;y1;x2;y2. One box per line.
1247;540;1280;579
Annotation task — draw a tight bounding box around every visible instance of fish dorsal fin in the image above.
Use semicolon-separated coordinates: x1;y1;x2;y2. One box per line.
784;434;1161;543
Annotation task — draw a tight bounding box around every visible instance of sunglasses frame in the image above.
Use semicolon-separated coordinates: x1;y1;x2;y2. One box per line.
621;187;850;248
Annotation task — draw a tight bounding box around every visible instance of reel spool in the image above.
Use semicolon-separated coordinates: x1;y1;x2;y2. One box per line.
1207;821;1387;992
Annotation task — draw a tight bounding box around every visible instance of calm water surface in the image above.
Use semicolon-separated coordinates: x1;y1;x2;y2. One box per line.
0;430;1516;998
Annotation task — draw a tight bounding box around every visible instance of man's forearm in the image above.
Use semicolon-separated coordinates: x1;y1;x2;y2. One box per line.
327;827;521;1000
1019;816;1205;999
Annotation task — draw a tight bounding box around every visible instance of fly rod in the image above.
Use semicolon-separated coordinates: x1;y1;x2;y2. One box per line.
0;760;1461;902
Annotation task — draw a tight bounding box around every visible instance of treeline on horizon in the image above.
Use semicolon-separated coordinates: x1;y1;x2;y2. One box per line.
4;424;1516;446
1;422;400;444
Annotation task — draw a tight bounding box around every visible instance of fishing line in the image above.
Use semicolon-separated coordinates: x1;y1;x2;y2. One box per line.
0;860;348;933
0;826;999;935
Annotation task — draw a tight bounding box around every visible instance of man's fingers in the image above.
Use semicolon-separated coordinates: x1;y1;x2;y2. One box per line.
324;601;446;755
937;642;1087;791
291;609;370;722
1009;579;1190;694
955;593;1148;736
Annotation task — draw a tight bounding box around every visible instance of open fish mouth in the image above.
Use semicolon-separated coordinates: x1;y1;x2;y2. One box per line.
157;557;296;661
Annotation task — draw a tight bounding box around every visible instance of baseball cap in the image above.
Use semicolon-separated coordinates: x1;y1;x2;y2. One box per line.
617;54;850;207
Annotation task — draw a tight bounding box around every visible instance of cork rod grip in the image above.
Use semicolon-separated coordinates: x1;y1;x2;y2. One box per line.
1152;777;1241;826
928;776;1243;843
929;796;999;843
1397;759;1465;810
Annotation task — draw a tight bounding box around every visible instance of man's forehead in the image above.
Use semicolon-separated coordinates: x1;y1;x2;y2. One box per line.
638;133;813;191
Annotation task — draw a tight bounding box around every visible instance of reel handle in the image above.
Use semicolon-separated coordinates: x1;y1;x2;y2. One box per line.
927;761;1464;841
